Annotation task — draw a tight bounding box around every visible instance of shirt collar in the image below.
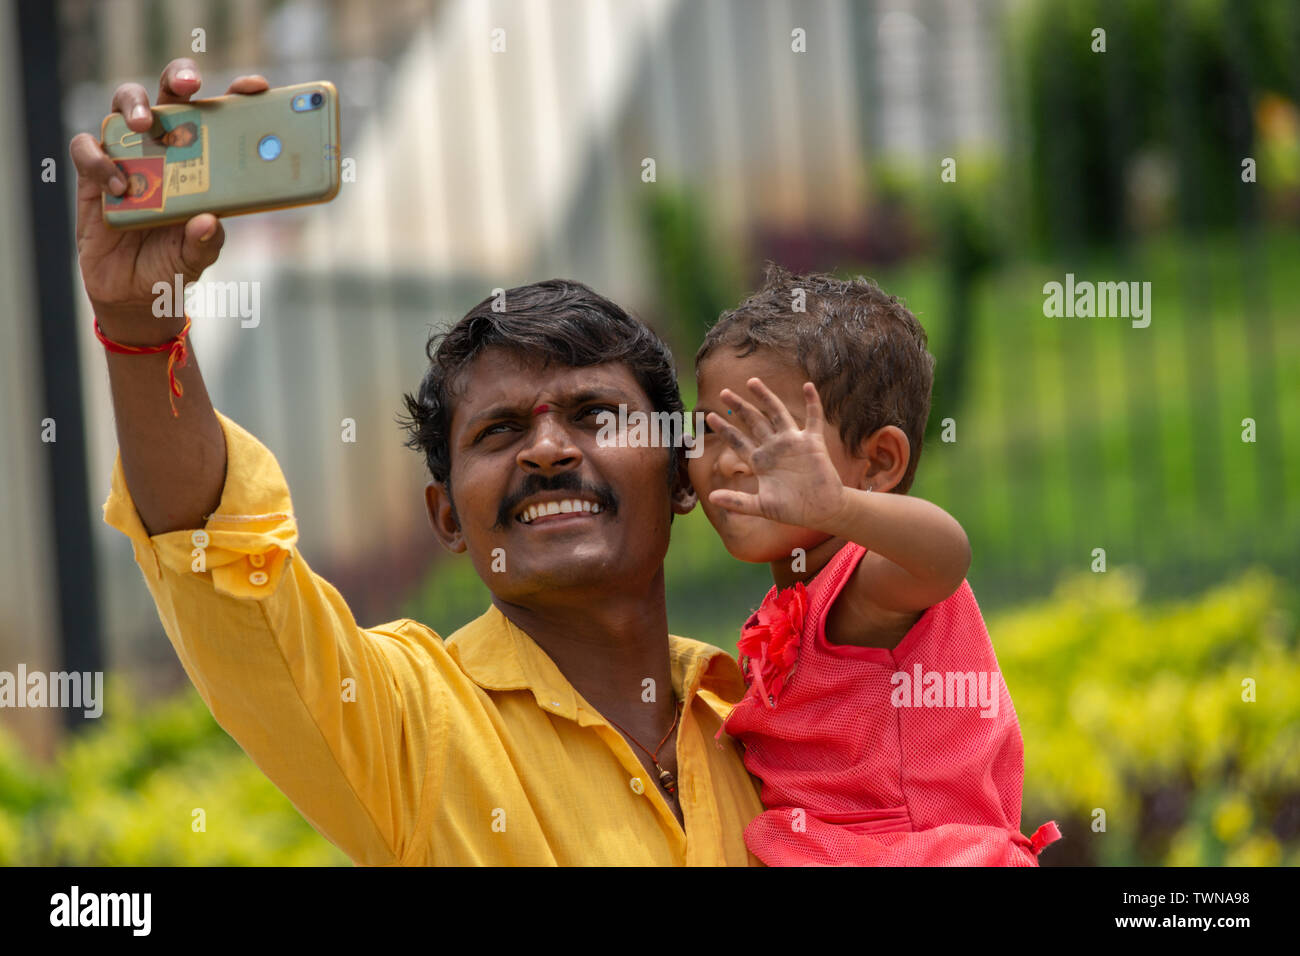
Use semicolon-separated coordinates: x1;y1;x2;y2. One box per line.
444;604;747;724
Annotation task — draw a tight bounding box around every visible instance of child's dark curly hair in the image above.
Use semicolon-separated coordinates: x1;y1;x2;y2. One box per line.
696;263;935;493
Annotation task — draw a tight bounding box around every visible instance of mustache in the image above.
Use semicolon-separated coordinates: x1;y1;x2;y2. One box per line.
493;472;619;530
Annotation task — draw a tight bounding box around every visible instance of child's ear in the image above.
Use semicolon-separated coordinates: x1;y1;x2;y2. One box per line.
862;426;911;493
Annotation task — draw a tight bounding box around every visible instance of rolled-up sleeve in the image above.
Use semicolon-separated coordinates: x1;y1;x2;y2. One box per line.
103;411;448;866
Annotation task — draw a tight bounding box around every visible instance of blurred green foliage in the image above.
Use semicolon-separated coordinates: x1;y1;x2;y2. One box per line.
1004;566;1300;866
0;684;348;866
858;227;1300;608
1009;0;1300;247
871;153;1009;438
641;187;745;354
3;569;1294;865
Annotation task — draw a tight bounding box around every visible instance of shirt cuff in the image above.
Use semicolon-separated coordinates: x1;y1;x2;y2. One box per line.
103;410;299;599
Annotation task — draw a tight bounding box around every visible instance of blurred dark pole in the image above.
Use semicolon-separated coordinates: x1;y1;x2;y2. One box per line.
17;0;105;729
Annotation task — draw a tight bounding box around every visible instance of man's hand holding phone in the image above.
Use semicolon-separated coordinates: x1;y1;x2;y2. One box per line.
68;59;269;537
69;58;268;341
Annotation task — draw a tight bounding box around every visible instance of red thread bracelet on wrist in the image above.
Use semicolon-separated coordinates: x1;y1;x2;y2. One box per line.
93;314;192;417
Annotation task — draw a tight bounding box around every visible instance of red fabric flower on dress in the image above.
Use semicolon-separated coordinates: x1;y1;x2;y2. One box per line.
737;582;808;707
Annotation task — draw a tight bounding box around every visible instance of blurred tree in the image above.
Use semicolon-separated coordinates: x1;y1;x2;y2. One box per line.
1013;0;1298;249
929;182;1001;445
641;189;743;356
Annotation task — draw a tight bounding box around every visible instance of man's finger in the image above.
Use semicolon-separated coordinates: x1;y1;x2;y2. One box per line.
178;214;225;276
111;82;154;132
70;132;126;196
69;133;119;241
159;58;202;104
225;74;270;95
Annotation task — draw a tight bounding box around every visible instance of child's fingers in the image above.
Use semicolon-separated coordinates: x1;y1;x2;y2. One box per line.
706;411;756;458
747;377;798;432
719;387;774;441
709;488;763;516
802;382;826;432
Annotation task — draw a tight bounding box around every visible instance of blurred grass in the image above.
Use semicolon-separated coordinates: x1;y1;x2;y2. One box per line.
4;567;1294;865
847;227;1300;609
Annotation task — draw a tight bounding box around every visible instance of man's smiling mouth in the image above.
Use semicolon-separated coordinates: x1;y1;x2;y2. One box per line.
516;497;604;524
493;475;619;531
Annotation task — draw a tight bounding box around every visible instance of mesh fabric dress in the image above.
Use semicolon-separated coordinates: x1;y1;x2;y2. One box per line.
720;541;1060;866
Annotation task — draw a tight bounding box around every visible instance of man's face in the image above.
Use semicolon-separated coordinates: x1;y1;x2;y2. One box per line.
163;124;196;147
425;349;696;606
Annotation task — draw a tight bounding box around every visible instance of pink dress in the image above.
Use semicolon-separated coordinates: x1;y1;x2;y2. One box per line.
720;541;1061;866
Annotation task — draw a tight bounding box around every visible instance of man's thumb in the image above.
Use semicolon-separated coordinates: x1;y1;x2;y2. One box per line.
179;214;224;276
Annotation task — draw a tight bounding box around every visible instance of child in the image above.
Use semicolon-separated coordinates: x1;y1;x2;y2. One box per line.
689;264;1060;866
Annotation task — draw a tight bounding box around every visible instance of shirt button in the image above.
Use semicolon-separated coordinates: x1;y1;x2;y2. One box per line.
248;553;267;568
249;570;269;587
629;777;645;795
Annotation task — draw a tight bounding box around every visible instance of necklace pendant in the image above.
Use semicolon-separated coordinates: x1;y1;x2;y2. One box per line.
657;767;676;793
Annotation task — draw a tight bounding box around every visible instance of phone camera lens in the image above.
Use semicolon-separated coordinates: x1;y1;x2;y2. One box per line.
311;92;323;107
258;135;282;161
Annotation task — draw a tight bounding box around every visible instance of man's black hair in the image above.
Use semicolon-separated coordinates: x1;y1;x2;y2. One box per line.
399;279;685;490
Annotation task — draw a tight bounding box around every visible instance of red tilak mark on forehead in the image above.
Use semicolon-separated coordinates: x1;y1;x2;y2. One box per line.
532;404;550;416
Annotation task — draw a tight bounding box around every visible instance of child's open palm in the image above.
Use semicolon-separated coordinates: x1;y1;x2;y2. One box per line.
705;379;848;531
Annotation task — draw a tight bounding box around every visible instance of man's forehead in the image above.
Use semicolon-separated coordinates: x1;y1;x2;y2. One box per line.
449;351;645;424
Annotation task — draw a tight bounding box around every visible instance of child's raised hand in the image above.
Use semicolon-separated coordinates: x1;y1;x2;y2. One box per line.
704;378;847;531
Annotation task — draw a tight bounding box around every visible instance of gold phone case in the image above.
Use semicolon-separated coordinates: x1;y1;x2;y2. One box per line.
101;81;340;229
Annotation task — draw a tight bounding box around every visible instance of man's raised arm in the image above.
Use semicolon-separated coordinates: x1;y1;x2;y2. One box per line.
71;61;451;866
69;58;270;535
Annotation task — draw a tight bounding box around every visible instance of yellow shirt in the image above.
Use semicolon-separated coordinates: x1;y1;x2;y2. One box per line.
103;411;764;866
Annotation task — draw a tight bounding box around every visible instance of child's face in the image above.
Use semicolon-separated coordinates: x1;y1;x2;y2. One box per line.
690;348;863;563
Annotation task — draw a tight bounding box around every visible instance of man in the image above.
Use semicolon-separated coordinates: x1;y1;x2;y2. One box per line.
70;59;763;865
143;119;198;154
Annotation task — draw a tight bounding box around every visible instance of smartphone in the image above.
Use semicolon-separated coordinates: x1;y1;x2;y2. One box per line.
101;81;340;229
